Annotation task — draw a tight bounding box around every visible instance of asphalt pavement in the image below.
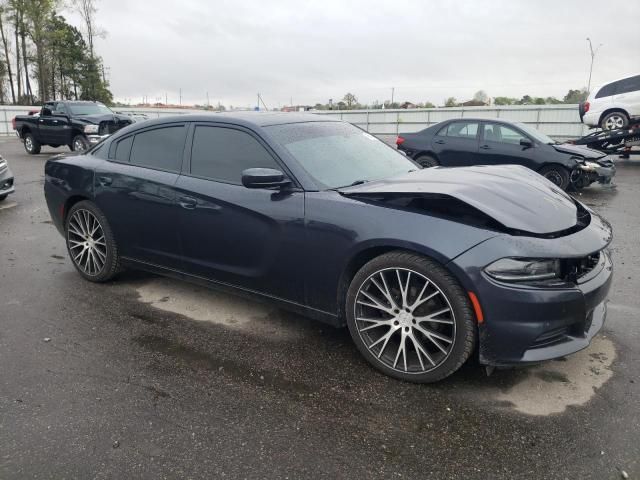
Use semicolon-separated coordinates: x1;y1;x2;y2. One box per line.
0;137;638;479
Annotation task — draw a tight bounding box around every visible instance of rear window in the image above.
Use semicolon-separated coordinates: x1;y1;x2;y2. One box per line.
437;121;479;139
129;126;186;172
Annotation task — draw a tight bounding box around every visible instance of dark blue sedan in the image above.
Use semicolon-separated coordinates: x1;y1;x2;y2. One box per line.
396;118;615;190
44;113;613;382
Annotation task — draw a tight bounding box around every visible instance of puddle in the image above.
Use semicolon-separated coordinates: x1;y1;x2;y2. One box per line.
495;335;615;415
135;277;304;340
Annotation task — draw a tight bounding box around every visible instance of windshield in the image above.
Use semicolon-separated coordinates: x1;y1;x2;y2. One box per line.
265;122;416;189
67;103;113;116
515;122;556;144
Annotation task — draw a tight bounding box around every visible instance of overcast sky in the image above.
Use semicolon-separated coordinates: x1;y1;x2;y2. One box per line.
64;0;639;108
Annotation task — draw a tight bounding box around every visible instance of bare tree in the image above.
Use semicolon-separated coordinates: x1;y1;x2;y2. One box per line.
343;92;357;109
0;3;15;103
73;0;104;60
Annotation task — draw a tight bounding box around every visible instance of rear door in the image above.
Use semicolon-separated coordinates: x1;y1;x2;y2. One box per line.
175;123;306;302
93;123;187;269
613;75;640;117
431;121;480;166
478;122;538;168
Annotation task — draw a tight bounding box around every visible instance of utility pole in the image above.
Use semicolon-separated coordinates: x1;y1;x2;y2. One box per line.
165;92;168;105
586;38;602;93
391;87;395;105
179;88;182;106
206;91;210;109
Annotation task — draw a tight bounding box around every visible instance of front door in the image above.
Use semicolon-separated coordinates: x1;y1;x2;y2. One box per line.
175;124;305;303
478;122;538;168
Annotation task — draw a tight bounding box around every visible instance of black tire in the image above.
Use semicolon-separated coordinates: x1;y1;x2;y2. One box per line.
346;251;476;383
72;135;89;152
23;132;41;154
600;111;629;131
0;194;7;202
539;165;570;190
416;154;439;168
65;200;120;282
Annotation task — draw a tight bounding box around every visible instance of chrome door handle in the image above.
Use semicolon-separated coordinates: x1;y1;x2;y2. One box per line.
434;139;445;144
479;145;491;150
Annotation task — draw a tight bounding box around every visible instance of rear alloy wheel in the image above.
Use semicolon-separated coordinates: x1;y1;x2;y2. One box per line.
65;201;120;282
600;112;629;131
0;194;7;202
24;133;41;154
72;135;89;152
346;252;476;383
416;154;439;168
539;165;570;190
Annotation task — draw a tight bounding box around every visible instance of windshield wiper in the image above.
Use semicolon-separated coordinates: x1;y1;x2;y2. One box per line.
332;179;369;190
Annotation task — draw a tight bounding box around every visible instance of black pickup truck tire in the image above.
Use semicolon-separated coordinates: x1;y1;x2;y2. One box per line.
24;132;41;154
72;135;89;152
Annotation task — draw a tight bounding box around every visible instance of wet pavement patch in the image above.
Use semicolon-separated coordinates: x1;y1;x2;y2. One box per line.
494;335;615;415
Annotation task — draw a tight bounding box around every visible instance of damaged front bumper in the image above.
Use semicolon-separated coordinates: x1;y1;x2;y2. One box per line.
580;158;616;184
0;157;14;198
449;209;613;366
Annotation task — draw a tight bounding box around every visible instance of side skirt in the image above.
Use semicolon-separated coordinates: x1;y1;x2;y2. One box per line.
120;257;342;327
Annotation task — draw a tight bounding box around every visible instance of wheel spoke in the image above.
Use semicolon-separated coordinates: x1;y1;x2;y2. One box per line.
408;331;436;367
370;274;397;309
358;290;395;316
396;270;411;308
393;331;408;372
415;307;452;323
357;317;392;332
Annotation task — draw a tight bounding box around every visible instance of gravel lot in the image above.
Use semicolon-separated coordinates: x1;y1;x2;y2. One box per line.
0;137;638;479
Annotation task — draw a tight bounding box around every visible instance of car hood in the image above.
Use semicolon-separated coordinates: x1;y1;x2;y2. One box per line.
553;143;606;160
74;114;132;125
339;165;580;235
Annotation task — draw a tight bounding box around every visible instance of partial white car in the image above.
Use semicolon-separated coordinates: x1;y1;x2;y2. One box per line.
580;74;640;130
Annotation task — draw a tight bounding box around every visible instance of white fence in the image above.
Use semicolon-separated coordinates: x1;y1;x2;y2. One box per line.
0;104;587;141
314;105;587;141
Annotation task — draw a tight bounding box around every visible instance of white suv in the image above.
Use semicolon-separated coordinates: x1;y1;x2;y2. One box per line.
581;74;640;130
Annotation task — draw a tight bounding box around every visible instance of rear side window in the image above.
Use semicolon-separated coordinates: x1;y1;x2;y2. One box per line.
190;126;279;184
114;135;133;162
129;126;186;172
595;82;618;98
616;75;640;95
437;121;479;139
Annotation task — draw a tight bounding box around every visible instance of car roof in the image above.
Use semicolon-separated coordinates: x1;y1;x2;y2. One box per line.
440;117;520;125
130;111;339;130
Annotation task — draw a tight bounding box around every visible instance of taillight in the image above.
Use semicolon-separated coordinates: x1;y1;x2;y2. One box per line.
11;117;16;130
396;136;405;145
583;102;590;113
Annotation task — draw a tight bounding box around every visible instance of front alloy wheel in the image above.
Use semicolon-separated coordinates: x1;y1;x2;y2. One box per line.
65;201;120;282
346;252;476;383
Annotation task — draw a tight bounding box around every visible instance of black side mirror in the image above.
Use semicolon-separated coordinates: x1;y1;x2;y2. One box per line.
241;168;291;189
520;138;534;148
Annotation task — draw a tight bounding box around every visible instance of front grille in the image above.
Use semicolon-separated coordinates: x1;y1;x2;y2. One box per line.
99;120;131;135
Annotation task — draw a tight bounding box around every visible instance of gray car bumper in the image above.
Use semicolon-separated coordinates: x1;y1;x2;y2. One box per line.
0;165;15;197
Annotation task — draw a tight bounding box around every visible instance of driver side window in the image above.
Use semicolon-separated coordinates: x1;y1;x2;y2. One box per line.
483;123;528;145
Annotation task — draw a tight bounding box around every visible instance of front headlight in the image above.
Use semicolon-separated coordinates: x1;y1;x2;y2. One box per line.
580;161;600;171
83;124;99;134
484;258;561;283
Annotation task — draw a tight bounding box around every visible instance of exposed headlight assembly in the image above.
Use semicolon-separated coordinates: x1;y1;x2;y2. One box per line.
83;124;99;134
485;258;561;283
580;161;600;172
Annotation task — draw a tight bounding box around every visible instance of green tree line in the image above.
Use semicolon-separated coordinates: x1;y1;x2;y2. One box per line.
312;89;589;110
0;0;112;105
